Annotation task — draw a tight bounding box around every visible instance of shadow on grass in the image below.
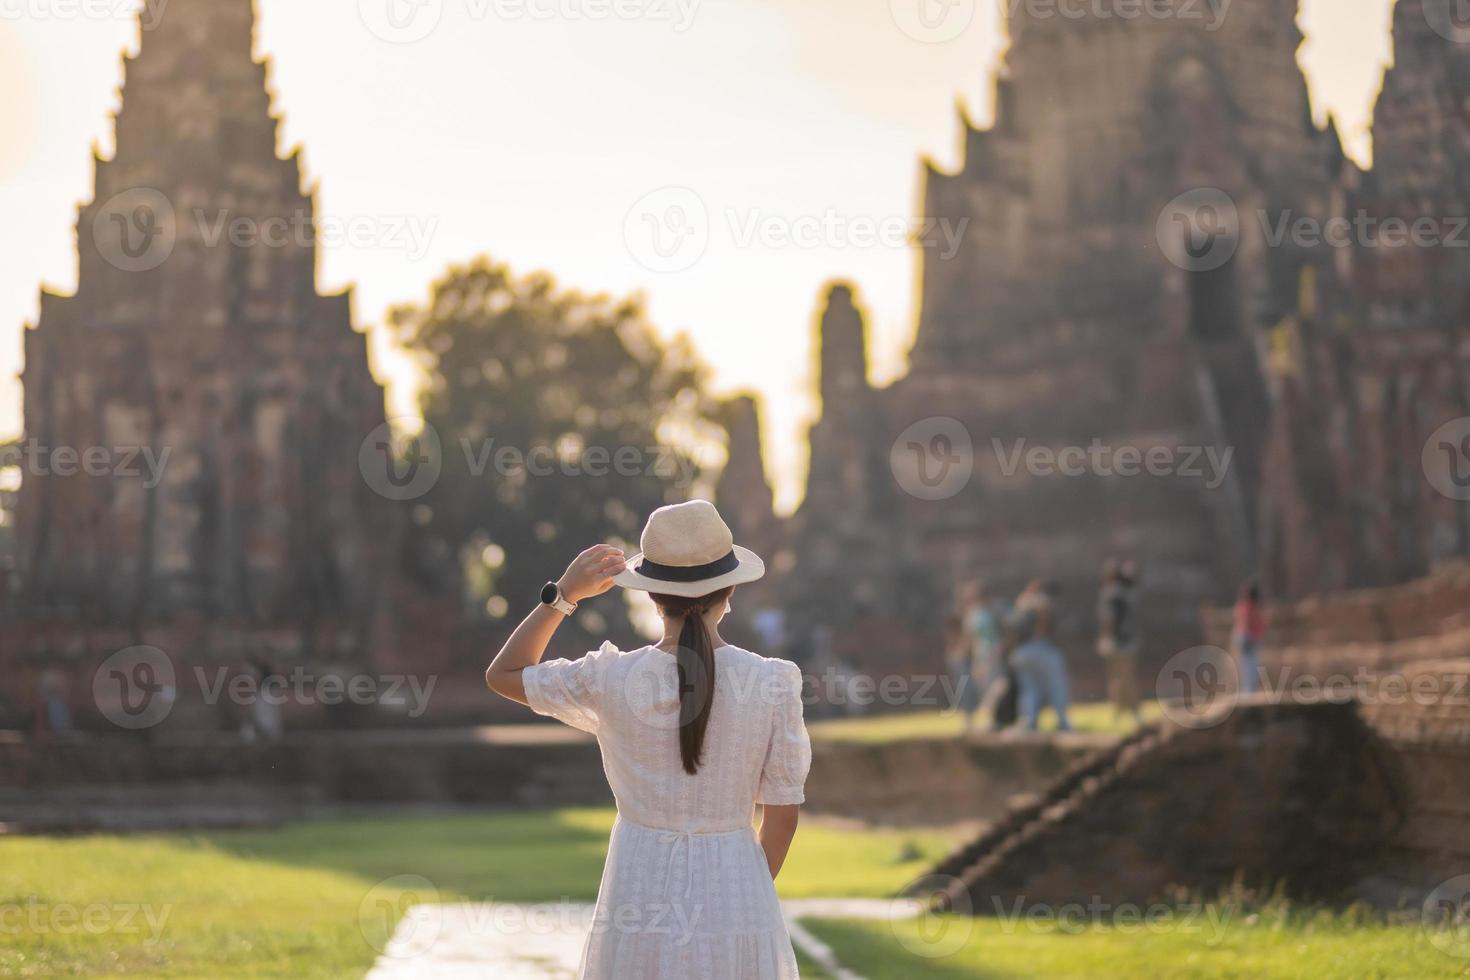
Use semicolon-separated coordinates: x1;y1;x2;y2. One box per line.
202;808;615;904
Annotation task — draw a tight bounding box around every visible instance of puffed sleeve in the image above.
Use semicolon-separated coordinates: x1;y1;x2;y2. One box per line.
756;660;812;806
523;642;619;735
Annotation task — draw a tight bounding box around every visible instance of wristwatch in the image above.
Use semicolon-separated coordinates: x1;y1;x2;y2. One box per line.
540;581;577;616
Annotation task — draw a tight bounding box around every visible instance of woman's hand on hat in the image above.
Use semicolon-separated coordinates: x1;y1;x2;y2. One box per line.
557;545;628;603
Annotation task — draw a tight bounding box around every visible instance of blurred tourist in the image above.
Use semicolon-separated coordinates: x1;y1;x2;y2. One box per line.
1232;579;1267;696
1096;559;1143;725
36;669;72;735
944;607;976;731
241;656;284;741
752;605;788;657
961;581;1006;732
1007;580;1072;732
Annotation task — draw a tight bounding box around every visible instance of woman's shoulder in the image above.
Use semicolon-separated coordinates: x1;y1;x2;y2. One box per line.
717;644;797;668
716;646;802;684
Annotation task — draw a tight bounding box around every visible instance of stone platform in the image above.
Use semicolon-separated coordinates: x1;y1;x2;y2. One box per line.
0;724;1103;832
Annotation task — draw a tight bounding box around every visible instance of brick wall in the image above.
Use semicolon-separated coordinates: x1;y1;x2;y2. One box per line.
0;729;1095;831
927;669;1470;912
932;702;1400;910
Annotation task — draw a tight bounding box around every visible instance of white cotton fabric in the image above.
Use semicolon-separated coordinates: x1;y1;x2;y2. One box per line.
523;642;812;980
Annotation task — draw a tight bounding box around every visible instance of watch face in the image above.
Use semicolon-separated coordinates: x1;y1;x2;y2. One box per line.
540;582;559;605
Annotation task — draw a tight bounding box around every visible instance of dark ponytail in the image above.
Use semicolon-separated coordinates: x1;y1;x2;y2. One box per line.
651;586;734;775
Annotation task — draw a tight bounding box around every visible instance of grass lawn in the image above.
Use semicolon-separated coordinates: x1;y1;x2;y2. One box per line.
0;809;956;978
803;910;1468;979
809;700;1164;743
4;810;1458;978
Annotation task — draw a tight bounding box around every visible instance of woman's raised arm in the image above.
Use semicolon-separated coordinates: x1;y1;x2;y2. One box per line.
484;545;625;705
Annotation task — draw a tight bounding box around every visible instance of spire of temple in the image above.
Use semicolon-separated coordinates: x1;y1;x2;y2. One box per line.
109;0;279;179
18;0;388;628
79;0;313;310
715;394;776;554
816;283;870;412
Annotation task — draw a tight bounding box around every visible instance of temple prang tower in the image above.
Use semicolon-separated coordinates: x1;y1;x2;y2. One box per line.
14;0;393;660
793;0;1402;664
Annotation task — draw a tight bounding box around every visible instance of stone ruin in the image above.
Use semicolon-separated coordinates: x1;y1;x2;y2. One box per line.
918;564;1470;912
713;0;1470;677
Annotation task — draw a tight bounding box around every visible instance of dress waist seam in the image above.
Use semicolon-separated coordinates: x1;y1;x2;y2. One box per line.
616;814;754;838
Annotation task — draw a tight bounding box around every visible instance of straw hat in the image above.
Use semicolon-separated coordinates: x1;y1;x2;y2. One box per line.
612;500;765;598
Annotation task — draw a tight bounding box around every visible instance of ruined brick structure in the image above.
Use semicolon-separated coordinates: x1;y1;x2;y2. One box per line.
3;0;396;721
1257;0;1470;595
925;564;1470;910
764;0;1470;670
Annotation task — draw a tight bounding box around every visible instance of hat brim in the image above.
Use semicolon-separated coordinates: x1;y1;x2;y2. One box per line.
612;545;765;598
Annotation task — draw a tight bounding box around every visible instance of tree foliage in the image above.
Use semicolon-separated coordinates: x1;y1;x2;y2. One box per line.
391;257;717;637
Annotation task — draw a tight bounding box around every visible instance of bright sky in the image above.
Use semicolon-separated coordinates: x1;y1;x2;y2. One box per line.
0;0;1396;512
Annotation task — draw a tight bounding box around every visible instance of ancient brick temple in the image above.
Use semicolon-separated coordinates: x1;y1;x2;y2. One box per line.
1256;0;1470;596
759;0;1470;667
5;0;395;713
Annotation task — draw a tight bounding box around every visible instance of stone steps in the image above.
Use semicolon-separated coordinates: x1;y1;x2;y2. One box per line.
908;723;1169;908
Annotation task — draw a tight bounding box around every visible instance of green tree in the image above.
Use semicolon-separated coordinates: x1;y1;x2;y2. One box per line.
391;257;718;639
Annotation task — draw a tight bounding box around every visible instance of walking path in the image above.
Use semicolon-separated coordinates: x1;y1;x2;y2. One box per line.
365;899;922;979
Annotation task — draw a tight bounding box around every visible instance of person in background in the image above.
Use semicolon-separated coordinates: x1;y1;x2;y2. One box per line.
1007;580;1072;732
943;606;977;733
1232;579;1267;696
752;605;787;657
241;656;284;741
36;669;72;735
1096;559;1143;726
961;581;1006;732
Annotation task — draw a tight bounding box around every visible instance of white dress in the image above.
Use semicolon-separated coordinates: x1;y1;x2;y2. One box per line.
524;641;812;980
